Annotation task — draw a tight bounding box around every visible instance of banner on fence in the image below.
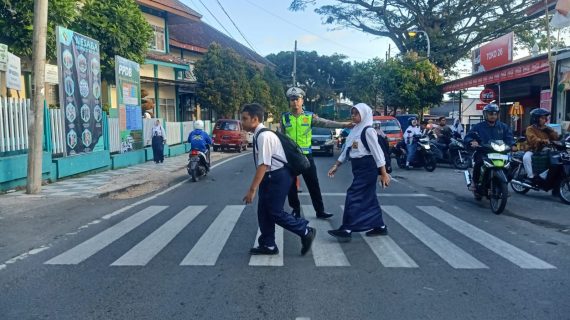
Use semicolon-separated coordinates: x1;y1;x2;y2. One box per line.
114;55;142;153
56;26;103;156
6;52;21;90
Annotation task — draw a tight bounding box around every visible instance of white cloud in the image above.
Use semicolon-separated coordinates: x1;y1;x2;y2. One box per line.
298;34;320;45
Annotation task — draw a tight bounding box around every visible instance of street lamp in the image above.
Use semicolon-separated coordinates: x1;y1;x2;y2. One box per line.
408;29;431;58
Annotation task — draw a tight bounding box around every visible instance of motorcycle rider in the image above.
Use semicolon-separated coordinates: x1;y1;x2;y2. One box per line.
434;116;453;152
465;104;516;192
188;120;213;169
523;108;559;184
403;117;422;169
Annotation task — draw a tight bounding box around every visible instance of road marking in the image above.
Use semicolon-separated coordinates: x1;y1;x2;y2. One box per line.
111;206;206;266
340;205;417;268
181;205;245;266
249;227;284;267
299;193;430;197
383;206;488;269
45;206;168;265
418;206;556;269
303;205;350;267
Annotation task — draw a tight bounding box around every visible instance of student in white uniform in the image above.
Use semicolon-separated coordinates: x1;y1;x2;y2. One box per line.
403;118;422;168
151;120;166;163
241;103;316;256
327;103;391;240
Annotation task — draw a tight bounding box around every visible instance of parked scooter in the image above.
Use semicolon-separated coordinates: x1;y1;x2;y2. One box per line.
187;147;210;182
432;136;472;170
510;138;570;204
464;140;512;214
394;134;437;172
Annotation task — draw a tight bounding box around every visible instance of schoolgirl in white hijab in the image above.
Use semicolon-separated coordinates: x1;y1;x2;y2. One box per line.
327;103;391;240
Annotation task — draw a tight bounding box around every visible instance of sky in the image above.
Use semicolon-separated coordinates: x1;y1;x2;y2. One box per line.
181;0;396;63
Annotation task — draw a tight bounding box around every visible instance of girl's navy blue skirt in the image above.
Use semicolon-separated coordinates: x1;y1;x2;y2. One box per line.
341;155;385;232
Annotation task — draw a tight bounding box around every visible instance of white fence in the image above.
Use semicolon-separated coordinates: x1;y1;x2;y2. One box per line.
182;121;194;143
165;122;181;145
0;98;30;153
49;108;65;155
108;117;121;153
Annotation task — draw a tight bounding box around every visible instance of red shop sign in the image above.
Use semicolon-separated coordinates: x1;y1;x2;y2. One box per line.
480;89;496;103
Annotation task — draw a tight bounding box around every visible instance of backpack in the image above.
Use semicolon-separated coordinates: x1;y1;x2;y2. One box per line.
254;128;310;176
360;126;393;174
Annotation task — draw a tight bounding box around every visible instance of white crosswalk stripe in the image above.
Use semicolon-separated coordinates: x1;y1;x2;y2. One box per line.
249;227;284;267
417;206;556;269
42;204;556;270
303;206;350;267
45;206;168;265
111;206;206;266
383;206;488;269
181;205;245;266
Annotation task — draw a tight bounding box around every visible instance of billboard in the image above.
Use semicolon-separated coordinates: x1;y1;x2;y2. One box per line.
472;33;514;74
56;26;103;156
115;55;143;153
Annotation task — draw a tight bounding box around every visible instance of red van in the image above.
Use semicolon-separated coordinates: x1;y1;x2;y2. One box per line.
373;116;403;148
212;119;248;152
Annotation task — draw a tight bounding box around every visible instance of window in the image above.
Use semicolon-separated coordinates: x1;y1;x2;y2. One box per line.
311;128;332;136
375;120;402;134
216;120;239;131
158;98;175;122
149;25;165;52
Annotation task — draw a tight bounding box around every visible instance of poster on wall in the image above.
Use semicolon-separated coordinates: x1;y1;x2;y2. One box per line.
56;26;103;156
115;55;143;153
6;52;21;90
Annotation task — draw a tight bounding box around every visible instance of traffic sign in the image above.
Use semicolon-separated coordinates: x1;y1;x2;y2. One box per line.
480;88;496;103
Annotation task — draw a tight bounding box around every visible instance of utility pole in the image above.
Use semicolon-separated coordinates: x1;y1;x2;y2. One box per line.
26;0;48;194
292;40;297;86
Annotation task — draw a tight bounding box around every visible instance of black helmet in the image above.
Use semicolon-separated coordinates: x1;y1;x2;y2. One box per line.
530;108;550;125
482;104;499;121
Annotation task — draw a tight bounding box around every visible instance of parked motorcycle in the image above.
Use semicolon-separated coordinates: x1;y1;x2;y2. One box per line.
394;134;437;172
464;140;512;214
510;140;570;204
432;137;472;170
187;148;210;182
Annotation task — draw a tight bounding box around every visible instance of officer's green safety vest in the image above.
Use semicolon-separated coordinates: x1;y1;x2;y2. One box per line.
282;111;313;154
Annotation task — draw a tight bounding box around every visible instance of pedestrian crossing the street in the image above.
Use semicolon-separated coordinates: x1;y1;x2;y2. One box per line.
43;204;557;270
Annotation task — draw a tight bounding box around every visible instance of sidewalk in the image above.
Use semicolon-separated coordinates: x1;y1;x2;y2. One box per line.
1;150;244;202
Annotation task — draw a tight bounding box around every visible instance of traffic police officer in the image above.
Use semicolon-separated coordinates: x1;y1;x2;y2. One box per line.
282;87;352;219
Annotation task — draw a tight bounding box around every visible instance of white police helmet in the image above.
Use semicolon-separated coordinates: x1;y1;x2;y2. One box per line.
194;120;204;130
286;87;305;98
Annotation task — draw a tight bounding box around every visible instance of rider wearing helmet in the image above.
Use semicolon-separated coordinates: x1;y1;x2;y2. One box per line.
464;103;515;191
403;117;422;168
522;108;559;183
188;120;213;167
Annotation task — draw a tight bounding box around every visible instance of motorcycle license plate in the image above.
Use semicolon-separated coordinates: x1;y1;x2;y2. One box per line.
311;146;321;150
488;153;508;160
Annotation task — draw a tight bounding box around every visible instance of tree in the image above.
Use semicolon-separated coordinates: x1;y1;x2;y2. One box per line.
195;43;253;118
0;0;77;63
289;0;539;70
73;0;153;83
348;58;383;109
262;67;288;115
266;51;353;110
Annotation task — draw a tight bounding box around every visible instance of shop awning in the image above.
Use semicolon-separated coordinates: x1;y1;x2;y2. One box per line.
442;57;549;92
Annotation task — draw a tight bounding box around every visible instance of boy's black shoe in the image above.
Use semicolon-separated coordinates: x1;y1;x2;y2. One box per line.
316;212;333;219
249;246;279;255
301;227;316;256
327;229;352;241
365;226;388;237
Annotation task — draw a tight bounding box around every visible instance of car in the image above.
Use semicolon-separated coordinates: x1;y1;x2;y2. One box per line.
311;127;335;156
246;131;254;147
212;119;248;152
373;116;403;148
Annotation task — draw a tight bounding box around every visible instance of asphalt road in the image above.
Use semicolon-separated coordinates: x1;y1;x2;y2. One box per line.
1;152;569;320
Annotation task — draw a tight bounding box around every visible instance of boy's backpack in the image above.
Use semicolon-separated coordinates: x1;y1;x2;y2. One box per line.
360;126;392;174
254;128;310;176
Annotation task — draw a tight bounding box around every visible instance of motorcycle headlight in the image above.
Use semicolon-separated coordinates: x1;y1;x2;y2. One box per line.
491;142;506;152
424;144;431;150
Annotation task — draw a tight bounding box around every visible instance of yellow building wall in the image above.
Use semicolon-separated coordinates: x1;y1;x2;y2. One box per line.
143;12;165;28
157;66;175;81
158;85;175;99
141;64;154;78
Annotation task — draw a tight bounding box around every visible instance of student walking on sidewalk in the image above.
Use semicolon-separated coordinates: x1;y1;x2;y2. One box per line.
152;120;166;164
327;103;391;241
241;103;316;256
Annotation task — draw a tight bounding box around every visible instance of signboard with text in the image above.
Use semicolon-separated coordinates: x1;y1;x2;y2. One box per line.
0;44;8;71
472;33;514;74
6;52;21;90
115;55;143;153
479;88;496;103
56;26;103;156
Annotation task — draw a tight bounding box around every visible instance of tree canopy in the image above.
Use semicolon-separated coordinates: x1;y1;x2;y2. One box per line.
289;0;539;70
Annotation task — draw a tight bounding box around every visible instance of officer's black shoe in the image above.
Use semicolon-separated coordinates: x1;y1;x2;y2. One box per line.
291;209;301;218
328;229;352;241
301;227;316;256
249;246;279;255
365;226;388;237
316;212;333;219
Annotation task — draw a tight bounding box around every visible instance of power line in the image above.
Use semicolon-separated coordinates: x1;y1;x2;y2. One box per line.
243;0;371;60
214;0;258;53
194;0;236;39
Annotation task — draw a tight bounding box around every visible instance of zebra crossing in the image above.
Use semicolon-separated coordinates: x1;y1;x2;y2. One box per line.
43;204;557;270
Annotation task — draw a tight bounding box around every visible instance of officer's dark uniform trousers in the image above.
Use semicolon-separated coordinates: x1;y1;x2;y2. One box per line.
288;154;325;213
254;139;309;248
